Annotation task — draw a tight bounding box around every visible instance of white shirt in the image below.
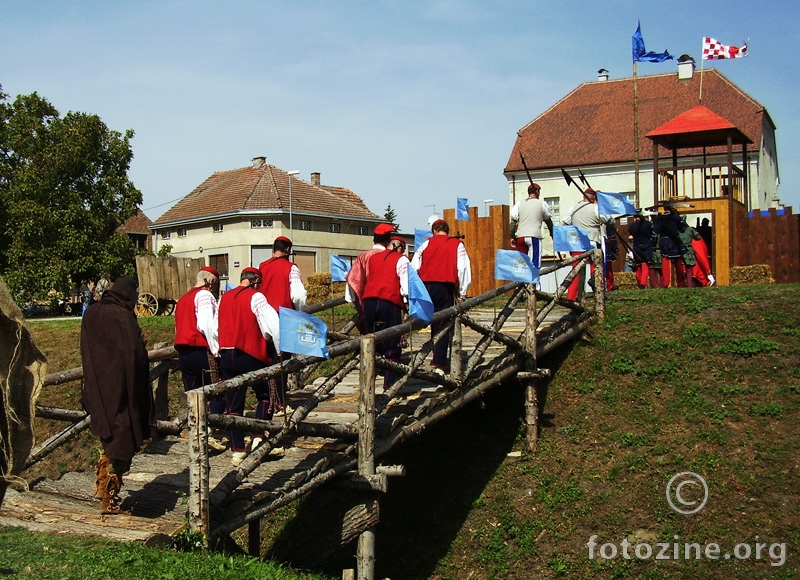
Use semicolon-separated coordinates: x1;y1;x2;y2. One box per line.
251;292;281;353
289;264;307;310
510;196;552;239
194;288;219;356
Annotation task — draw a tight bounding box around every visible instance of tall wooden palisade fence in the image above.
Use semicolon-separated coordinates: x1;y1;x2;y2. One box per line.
735;207;800;284
442;205;511;297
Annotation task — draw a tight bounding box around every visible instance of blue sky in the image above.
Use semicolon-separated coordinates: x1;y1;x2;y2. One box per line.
2;1;797;232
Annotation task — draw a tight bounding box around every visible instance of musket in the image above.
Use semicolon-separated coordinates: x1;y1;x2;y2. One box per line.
518;150;535;187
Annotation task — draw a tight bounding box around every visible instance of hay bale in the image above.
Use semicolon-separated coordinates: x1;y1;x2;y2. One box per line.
305;272;345;304
729;264;774;285
614;272;638;290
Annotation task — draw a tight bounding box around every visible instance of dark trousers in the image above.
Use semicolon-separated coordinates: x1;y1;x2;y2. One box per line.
218;348;280;451
176;345;225;414
362;297;403;386
424;282;455;370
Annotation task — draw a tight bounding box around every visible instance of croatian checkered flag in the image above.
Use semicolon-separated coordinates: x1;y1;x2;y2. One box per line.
702;37;748;60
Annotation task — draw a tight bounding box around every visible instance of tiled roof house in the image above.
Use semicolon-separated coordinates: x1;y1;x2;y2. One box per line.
116;209;153;251
504;66;779;221
151;157;382;281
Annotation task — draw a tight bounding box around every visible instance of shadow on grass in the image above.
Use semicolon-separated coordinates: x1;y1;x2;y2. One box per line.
267;341;578;579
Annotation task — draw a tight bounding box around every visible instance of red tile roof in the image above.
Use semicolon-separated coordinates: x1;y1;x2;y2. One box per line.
506;69;771;172
116;209;152;234
154;163;380;224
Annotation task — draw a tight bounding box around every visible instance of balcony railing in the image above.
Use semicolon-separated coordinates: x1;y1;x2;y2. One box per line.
656;162;746;204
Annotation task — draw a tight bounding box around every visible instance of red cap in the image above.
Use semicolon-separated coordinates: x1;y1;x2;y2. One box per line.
200;266;220;278
431;219;446;229
584;188;597;196
242;267;260;276
374;223;395;235
390;235;406;245
275;236;292;245
528;183;541;194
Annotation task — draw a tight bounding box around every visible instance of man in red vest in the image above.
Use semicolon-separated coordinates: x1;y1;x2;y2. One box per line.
258;236;307;312
218;267;281;466
345;223;395;328
173;266;226;448
411;219;472;376
362;236;411;388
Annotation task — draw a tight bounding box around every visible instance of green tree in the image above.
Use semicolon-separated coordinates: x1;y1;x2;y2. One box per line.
383;204;399;230
0;86;142;303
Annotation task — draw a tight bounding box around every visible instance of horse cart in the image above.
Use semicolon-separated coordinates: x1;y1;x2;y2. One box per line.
134;255;205;316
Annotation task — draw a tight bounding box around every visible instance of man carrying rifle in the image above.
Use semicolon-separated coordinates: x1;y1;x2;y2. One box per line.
510;182;554;270
562;188;615;300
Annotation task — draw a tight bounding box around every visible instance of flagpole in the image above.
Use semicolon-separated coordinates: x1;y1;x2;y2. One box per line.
699;40;705;103
633;60;640;206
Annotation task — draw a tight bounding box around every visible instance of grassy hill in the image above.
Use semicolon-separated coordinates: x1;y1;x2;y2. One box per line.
15;285;800;579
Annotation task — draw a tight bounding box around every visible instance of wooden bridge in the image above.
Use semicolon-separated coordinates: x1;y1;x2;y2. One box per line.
0;251;604;579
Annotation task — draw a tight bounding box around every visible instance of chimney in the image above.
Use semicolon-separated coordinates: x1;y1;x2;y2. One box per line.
677;55;696;80
311;172;321;186
252;156;266;168
597;68;609;82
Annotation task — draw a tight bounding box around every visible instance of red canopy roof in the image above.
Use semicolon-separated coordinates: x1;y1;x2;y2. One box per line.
646;105;752;149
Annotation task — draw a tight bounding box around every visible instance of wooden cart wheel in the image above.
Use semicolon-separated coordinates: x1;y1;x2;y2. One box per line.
159;299;176;316
136;292;158;317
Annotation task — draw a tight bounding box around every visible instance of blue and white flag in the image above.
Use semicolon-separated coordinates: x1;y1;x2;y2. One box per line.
597;191;637;216
414;228;432;250
494;250;539;284
330;254;350;282
456;198;470;221
279;307;330;359
553;226;595;252
407;267;433;323
225;281;236;292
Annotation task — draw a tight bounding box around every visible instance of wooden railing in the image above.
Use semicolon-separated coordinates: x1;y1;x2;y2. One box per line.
28;249;605;580
656;162;746;204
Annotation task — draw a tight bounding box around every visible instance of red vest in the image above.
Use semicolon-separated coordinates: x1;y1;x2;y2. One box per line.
174;287;209;348
218;286;269;364
363;249;403;307
418;236;460;284
259;255;294;310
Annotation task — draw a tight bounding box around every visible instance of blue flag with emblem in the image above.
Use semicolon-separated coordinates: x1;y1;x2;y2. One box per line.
494;250;539;284
597;191;637;216
279;307;330;359
407;267;433;323
553;225;595;252
456;198;470;221
415;228;432;249
330;254;350;282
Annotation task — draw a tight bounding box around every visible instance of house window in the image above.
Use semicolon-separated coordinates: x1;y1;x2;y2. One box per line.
251;219;273;228
160;230;171;240
177;228;187;237
545;197;560;225
298;220;311;231
209;254;229;278
358;226;369;236
329;223;341;234
213;223;224;233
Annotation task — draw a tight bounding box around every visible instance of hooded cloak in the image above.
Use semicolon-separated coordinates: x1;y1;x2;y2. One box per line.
80;276;153;462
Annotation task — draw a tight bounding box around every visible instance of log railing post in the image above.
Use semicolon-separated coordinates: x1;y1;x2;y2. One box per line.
593;248;605;321
356;335;377;580
524;285;539;453
187;389;210;546
451;312;463;385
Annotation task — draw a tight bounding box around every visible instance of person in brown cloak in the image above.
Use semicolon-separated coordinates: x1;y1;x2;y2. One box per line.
80;275;153;514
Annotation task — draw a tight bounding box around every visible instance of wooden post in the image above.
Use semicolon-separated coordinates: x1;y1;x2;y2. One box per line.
187;389;210;546
248;519;261;557
356;335;377;580
593;248;605;321
450;312;463;384
524;286;539;453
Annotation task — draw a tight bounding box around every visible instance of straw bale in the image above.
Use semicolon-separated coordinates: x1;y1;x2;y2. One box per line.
729;265;774;285
614;272;638;290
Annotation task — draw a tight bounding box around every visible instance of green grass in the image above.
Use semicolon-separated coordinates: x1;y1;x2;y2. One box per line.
0;527;330;580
